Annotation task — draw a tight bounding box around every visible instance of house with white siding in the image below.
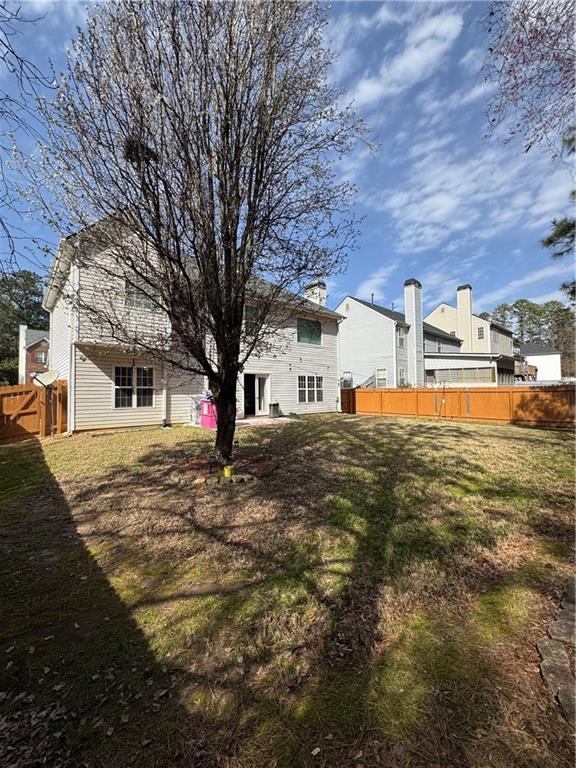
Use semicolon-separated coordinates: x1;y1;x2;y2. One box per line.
337;279;516;388
43;229;342;433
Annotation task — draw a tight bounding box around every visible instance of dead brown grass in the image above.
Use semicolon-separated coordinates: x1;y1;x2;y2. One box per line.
0;415;574;767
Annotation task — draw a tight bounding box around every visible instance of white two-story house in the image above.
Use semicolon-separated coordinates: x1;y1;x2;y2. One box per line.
43;226;342;432
337;279;516;389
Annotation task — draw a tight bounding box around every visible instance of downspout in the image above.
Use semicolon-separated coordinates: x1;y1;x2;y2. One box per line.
392;321;397;387
162;363;168;427
336;317;343;411
69;264;80;433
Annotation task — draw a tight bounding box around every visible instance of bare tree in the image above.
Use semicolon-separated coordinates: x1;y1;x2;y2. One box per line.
20;0;363;462
483;0;575;154
0;1;53;264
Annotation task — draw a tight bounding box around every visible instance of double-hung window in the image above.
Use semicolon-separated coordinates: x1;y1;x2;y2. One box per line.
397;367;406;386
396;327;406;348
297;318;322;345
477;327;485;340
298;375;323;403
34;351;47;364
375;368;387;388
114;366;154;408
125;278;157;310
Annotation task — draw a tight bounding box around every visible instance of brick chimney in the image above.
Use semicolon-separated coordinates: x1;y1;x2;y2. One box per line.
404;279;424;387
304;279;327;307
456;284;473;352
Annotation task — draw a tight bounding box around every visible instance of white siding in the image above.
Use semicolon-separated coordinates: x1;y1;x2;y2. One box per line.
423;334;461;354
77;242;170;345
335;298;396;388
237;315;340;416
74;346;203;430
49;271;77;381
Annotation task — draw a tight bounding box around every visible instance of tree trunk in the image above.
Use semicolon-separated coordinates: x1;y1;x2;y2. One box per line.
212;377;238;465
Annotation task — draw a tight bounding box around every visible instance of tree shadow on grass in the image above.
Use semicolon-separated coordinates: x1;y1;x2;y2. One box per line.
3;416;572;767
0;438;208;768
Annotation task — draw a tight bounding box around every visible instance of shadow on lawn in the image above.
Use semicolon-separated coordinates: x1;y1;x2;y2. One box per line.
0;438;204;767
3;417;572;768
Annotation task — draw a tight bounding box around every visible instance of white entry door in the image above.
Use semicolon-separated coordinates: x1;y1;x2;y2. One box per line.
255;375;268;415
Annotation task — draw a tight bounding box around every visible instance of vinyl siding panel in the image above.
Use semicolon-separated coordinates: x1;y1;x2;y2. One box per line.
74;347;203;430
77;243;170;345
237;316;340;416
335;298;396;388
49;271;76;380
423;334;461;354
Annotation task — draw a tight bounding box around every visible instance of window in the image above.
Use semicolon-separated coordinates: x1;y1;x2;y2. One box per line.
136;367;154;407
375;368;387;388
114;366;133;408
477;327;485;340
450;331;456;336
244;305;260;336
298;375;323;403
34;351;47;364
341;371;353;389
114;366;154;408
396;326;406;348
125;278;157;310
398;367;406;386
437;339;442;352
297;317;322;345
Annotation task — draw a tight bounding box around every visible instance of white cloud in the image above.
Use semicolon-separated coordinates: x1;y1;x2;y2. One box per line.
355;262;400;301
475;263;574;310
459;47;484;74
352;10;464;107
364;131;573;255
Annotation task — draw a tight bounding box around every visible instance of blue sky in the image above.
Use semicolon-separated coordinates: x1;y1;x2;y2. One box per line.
5;0;575;316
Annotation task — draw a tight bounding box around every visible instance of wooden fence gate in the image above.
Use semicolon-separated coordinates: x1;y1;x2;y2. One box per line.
0;381;68;443
340;386;575;427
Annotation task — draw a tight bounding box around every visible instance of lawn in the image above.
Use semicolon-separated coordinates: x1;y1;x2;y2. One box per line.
0;414;573;768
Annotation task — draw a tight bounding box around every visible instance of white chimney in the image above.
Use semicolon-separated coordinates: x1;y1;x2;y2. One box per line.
304;279;327;307
404;279;424;387
456;284;473;352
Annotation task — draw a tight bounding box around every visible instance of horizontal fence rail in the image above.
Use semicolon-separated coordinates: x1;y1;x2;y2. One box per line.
340;386;575;427
0;381;68;442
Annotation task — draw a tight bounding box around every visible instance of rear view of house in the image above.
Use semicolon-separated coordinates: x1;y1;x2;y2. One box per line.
43;228;342;432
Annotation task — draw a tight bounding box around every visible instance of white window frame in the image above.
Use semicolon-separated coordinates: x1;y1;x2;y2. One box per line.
437;339;442;352
398;367;406;386
296;317;323;346
477;327;485;340
297;374;323;403
34;350;47;364
396;326;406;348
125;278;158;311
113;365;155;409
375;368;387;388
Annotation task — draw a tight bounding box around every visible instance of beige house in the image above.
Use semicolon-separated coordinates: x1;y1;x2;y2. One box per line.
425;284;514;356
43;227;341;432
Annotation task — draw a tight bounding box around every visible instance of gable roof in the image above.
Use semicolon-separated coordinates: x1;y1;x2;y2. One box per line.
521;342;560;356
346;296;462;341
25;329;48;347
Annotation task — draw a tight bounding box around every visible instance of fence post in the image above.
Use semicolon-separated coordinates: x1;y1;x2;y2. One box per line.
508;387;513;424
38;386;48;437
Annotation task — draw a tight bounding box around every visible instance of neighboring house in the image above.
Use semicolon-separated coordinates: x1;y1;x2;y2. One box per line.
520;343;562;381
424;284;515;384
337;279;515;389
43;230;341;432
18;325;49;384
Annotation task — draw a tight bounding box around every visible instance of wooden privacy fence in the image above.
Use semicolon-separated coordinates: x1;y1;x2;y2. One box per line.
341;386;575;427
0;381;68;442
